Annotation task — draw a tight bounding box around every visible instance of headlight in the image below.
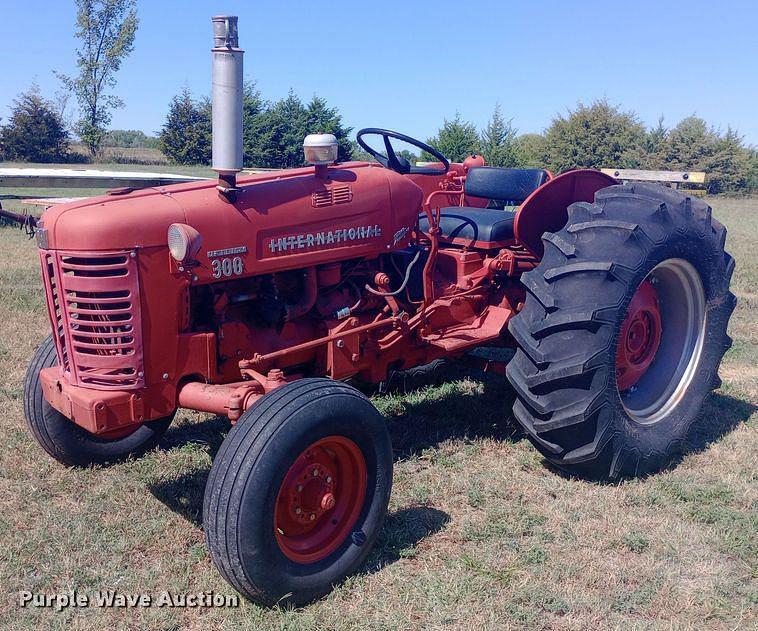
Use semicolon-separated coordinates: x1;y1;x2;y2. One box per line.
167;223;202;263
303;133;338;165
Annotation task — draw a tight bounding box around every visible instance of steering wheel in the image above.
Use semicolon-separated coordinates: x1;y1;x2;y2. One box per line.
356;128;449;176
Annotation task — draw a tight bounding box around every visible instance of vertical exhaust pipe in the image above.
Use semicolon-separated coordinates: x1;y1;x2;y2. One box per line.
211;15;243;201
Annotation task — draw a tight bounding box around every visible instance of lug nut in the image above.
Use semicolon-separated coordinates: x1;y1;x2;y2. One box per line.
320;492;336;510
325;476;332;483
312;468;319;476
295;507;301;515
309;513;316;521
296;485;303;492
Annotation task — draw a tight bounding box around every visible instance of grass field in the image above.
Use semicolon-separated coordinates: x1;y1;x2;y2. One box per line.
0;196;755;630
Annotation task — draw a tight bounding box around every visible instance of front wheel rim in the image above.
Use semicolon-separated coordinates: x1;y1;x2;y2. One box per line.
274;436;367;564
617;258;707;425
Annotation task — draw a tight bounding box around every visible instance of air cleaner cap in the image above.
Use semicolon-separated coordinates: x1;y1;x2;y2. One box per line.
304;133;338;165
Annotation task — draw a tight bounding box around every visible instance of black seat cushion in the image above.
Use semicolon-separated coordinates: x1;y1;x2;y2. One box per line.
464;167;548;205
418;207;516;244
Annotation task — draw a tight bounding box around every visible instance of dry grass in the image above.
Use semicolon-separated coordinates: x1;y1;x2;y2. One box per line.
75;146;170;166
0;197;755;630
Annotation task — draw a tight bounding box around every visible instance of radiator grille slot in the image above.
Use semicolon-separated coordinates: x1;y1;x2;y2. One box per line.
39;250;144;390
312;185;353;208
61;255;129;277
43;253;70;371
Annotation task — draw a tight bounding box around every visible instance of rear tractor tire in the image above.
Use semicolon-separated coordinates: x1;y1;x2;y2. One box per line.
203;378;393;606
507;183;735;478
23;335;173;466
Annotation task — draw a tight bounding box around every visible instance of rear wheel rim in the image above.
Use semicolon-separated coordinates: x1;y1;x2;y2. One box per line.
274;436;367;563
617;258;707;425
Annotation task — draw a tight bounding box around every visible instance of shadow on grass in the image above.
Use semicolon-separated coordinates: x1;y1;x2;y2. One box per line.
148;367;510;546
150;376;753;519
161;413;230;455
150;367;517;518
361;506;450;574
149;475;450;580
147;415;232;526
382;363;524;461
543;392;756;483
146;373;753;600
686;392;756;453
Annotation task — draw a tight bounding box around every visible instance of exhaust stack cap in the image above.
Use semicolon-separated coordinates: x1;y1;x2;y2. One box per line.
212;15;239;48
304;133;338;166
211;15;243;182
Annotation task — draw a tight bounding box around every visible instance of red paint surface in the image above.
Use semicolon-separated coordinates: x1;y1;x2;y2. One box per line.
36;161;619;435
515;169;618;257
616;280;662;391
274;436;367;563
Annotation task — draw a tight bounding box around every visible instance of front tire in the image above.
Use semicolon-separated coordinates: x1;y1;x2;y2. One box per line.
203;378;393;606
23;336;173;466
507;183;735;478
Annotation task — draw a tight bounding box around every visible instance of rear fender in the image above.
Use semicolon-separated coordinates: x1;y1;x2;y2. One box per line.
514;169;618;258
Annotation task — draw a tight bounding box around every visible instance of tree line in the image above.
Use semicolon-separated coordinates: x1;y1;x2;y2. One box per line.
0;0;754;192
2;82;755;194
158;85;353;169
420;101;756;194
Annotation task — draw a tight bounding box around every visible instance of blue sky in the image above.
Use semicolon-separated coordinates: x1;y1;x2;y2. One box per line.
1;0;756;144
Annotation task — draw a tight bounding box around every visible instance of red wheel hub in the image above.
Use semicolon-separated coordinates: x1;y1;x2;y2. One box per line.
616;279;662;391
274;436;367;564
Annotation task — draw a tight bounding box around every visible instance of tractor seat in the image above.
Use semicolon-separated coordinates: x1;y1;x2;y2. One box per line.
418;208;517;246
418;167;549;247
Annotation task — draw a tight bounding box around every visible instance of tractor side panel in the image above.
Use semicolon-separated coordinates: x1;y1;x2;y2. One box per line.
180;164;423;283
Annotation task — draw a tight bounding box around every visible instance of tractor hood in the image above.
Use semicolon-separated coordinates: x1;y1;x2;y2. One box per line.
38;162;425;277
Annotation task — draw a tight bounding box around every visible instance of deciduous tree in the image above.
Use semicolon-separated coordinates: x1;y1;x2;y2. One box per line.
60;0;138;157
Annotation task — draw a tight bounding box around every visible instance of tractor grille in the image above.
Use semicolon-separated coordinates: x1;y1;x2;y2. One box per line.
312;185;353;208
39;249;144;390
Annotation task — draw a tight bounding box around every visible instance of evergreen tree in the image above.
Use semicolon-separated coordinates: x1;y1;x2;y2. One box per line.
746;147;758;193
707;127;749;193
241;81;270;168
0;86;70;162
659;116;750;193
514;133;547;168
480;104;519;167
305;96;353;162
631;116;668;169
424;113;480;162
158;88;211;165
253;91;308;168
543;99;646;172
661;116;716;170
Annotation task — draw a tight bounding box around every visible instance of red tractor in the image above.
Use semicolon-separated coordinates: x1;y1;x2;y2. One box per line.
23;16;735;606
